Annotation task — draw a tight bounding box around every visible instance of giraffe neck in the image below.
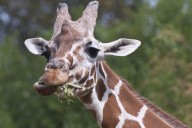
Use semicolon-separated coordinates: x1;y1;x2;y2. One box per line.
78;61;187;128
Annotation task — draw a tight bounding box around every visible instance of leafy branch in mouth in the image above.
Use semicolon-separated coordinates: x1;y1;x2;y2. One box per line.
57;83;85;104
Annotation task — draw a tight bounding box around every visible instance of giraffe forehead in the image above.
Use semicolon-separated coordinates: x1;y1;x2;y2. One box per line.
50;27;84;58
53;37;101;60
47;23;102;68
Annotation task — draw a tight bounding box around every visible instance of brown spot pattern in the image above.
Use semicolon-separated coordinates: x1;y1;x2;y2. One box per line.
73;45;81;55
102;62;119;90
139;96;187;128
90;66;95;76
96;79;106;101
68;76;74;82
123;120;140;128
77;55;84;63
79;71;89;84
102;94;121;128
119;84;143;117
75;71;82;80
94;71;96;80
99;64;105;79
143;110;172;128
66;54;73;67
74;45;84;62
79;90;92;104
86;79;94;87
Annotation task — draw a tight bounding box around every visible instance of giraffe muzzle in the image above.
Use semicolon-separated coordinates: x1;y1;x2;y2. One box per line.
33;69;69;96
40;69;69;86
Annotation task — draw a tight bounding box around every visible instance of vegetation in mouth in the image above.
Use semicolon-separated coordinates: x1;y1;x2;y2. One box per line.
56;83;85;104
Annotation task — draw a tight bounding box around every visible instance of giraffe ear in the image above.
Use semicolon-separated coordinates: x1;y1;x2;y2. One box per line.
24;37;48;55
102;38;141;56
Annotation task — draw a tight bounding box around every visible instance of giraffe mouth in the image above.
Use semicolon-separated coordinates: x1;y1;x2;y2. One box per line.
33;81;86;97
33;81;61;96
33;69;87;97
55;83;86;98
33;69;70;96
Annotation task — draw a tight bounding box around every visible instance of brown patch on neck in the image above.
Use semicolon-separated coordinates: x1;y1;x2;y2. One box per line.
96;79;106;101
99;64;105;79
90;66;95;76
102;93;121;128
143;110;172;128
119;83;143;117
100;61;186;128
128;84;188;127
123;120;140;128
101;61;119;90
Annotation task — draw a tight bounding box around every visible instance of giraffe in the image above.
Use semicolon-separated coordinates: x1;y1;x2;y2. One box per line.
24;1;188;128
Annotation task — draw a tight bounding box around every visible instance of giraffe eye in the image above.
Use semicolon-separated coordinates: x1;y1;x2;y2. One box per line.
86;47;100;58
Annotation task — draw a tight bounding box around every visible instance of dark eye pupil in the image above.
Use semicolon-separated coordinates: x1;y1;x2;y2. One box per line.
87;47;99;58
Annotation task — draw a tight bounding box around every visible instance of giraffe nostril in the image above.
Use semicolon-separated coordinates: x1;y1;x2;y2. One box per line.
47;59;65;70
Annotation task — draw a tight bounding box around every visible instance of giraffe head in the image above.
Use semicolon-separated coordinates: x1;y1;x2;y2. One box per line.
24;1;141;97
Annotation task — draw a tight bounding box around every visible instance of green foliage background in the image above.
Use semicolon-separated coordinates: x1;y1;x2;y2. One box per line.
0;0;192;127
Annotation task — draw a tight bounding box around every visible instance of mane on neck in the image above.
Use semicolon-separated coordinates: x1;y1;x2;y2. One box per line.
101;61;187;128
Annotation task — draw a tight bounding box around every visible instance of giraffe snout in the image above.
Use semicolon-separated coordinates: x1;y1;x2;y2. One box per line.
41;59;70;86
40;69;69;86
46;59;68;71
